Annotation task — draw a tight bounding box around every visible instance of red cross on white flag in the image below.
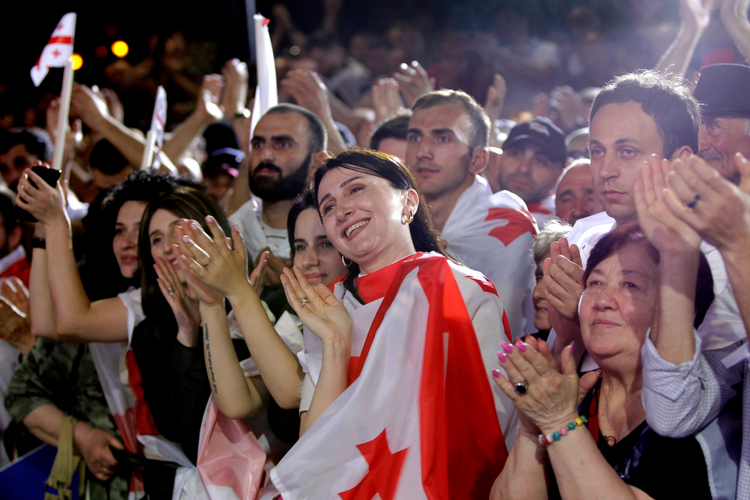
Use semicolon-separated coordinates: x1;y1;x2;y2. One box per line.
30;13;76;87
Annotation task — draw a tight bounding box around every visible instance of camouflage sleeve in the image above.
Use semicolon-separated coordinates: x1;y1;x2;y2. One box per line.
4;339;118;438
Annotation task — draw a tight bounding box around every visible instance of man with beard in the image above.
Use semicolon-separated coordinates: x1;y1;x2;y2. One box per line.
693;64;750;185
496;118;567;228
0;128;53;192
406;90;538;338
229;104;327;283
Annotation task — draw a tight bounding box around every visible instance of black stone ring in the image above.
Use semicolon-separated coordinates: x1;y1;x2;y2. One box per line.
514;381;529;395
687;192;701;209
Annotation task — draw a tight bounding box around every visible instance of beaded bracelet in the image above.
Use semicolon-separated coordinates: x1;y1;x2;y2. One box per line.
538;415;588;445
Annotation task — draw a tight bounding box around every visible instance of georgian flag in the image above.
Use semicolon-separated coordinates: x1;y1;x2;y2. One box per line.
249;14;278;138
30;13;76;87
441;176;538;339
271;255;510;499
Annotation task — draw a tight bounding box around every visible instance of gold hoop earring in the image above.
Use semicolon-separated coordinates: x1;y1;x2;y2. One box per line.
401;212;414;224
341;255;353;267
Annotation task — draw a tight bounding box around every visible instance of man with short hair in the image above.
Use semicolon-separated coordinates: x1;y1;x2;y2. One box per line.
230;104;327;282
370;114;409;161
554;159;601;225
406;89;538;338
545;70;731;369
0;129;53;192
497;118;567;228
693;64;750;185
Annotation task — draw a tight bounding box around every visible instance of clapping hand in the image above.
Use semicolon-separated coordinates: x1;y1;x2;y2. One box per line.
175;216;252;303
394;61;434;108
280;266;352;345
153;255;202;346
634;155;702;254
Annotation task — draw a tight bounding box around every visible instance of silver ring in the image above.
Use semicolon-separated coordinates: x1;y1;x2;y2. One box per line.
167;286;175;296
687;192;701;208
102;467;111;474
300;298;309;307
514;380;529;395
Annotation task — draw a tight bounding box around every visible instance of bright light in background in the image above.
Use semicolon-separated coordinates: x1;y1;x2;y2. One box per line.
95;46;108;58
71;53;83;70
111;41;129;58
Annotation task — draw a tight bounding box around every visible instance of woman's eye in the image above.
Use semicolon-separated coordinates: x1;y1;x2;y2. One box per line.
624;281;639;289
151;237;162;245
115;228;124;235
322;204;334;215
295;244;307;252
321;240;334;249
350;186;363;194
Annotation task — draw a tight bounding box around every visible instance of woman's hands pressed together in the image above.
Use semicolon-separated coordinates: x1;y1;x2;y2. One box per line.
492;337;600;436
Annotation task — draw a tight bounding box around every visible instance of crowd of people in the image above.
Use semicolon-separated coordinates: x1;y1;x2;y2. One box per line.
1;0;750;498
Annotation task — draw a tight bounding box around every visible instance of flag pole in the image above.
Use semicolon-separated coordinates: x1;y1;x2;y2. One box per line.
52;58;74;172
141;130;156;169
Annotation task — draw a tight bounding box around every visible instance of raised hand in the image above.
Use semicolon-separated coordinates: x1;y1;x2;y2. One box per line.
680;0;714;32
197;74;225;123
634;155;702;254
220;59;249;117
280;266;352;345
175;217;252;302
664;154;750;256
15;167;68;226
153;256;201;347
280;69;334;122
372;78;406;123
393;61;434;108
250;251;269;296
1;277;29;315
484;73;507;124
543;238;584;322
69;84;111;132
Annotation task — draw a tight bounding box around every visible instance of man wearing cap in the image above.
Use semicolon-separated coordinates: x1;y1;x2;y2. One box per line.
693;64;750;185
201;148;242;206
406;90;538;338
496;118;567;228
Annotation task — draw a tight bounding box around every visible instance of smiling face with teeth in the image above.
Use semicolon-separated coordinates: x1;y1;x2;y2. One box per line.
317;166;419;274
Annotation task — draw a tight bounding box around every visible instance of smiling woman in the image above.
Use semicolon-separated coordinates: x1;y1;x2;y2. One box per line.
269;149;521;497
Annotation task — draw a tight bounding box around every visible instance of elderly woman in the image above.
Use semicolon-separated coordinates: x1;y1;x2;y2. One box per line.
531;220;572;340
490;222;713;499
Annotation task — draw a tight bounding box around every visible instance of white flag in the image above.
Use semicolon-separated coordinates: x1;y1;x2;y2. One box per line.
30;13;76;87
150;86;167;168
250;14;278;138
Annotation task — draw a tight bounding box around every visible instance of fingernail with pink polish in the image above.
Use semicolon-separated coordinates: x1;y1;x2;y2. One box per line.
491;369;501;378
515;340;527;353
182;235;190;242
190;222;199;230
501;342;513;354
497;352;507;363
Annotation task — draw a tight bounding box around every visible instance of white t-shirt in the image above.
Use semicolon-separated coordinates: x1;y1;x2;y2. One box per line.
230;200;291;262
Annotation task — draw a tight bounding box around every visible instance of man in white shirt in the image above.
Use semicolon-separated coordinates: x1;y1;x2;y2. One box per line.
406;90;538;338
230;104;327;283
544;71;710;364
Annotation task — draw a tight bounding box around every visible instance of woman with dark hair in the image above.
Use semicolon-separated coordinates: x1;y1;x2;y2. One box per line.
18;170;239;497
489;221;714;499
172;190;346;431
264;149;518;497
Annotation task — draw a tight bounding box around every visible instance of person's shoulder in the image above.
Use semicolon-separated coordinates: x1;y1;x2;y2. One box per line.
446;259;501;299
568;212;615;244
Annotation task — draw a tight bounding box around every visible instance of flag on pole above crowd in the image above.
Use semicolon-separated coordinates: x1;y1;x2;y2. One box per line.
142;86;167;169
31;13;76;87
249;14;277;137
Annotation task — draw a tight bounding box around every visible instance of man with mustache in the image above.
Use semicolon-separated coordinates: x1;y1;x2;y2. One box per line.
692;64;750;185
230;104;327;284
496;118;567;228
406;90;538;339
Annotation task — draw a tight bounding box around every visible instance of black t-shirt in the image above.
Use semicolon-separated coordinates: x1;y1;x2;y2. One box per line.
550;382;711;499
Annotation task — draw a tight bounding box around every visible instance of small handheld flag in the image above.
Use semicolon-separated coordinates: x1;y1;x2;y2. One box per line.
30;13;77;87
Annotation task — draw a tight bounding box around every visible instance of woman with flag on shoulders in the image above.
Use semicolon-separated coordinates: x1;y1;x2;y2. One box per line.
268;149;519;499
